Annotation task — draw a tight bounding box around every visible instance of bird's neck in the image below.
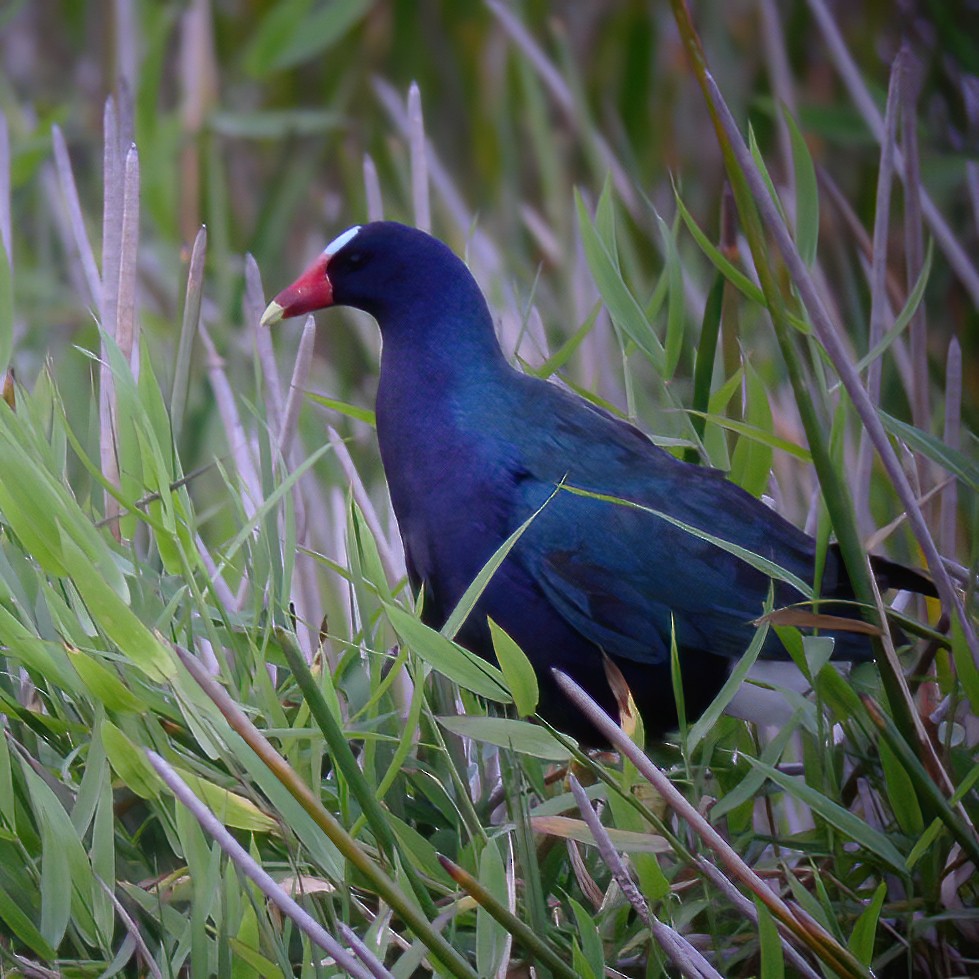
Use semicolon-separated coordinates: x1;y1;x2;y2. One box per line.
375;288;511;408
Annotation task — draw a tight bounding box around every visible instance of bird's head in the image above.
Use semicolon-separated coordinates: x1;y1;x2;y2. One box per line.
261;221;463;327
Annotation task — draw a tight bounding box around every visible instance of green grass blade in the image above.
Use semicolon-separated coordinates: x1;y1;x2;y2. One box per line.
743;757;907;872
783;105;820;267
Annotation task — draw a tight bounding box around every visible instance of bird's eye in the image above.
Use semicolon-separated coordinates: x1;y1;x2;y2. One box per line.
344;251;365;267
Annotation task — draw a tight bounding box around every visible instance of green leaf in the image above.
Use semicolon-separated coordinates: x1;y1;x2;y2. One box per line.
214;443;331;566
878;738;924;836
783;105;819;266
852;239;933;375
575;187;665;371
489;618;539;716
348;498;391;601
687;410;811;460
59;530;174;681
175;767;279;833
569;898;604;979
0;402;127;597
814;660;867;722
756;896;785;979
0;725;13;831
66;645;147;712
305;391;377;426
101;720;162;799
21;758;99;947
674;187;812;335
244;0;371;75
744;758;907;872
88;752;116;939
848;882;886;966
571;943;599;979
531;304;600;379
0;234;11;376
437;716;570;760
905;818;944;871
709;715;805;822
594;174;618;258
879;410;979;493
687;271;725;463
950;613;979;714
209;109;343;139
675;189;765;304
687;617;770;750
39;830;70;951
749;123;787;225
227;730;344;879
0;879;55;960
228;923;277;978
476;841;507;978
0;604;81;691
729;360;774;497
386;604;511;703
655;212;686;379
387;815;454;886
529;814;669;853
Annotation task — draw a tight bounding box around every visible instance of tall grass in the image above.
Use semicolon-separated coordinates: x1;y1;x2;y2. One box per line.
0;2;976;976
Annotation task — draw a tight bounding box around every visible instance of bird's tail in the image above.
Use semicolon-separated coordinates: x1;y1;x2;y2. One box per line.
826;543;939;600
868;553;938;598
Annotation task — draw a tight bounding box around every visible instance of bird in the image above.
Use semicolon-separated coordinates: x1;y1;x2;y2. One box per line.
262;221;935;745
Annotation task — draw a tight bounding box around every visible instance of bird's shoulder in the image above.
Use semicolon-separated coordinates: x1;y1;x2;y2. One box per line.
484;373;722;501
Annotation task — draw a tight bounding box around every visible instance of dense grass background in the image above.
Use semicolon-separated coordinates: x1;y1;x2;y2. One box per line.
0;1;977;976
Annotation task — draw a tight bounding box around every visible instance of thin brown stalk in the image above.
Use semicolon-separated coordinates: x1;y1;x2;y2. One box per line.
112;0;137;97
116;144;140;372
278;317;315;464
194;532;238;611
568;775;653;930
373;78;502;278
855;50;903;534
100;96;123;538
326;426;404;586
758;0;797;200
941;339;961;556
169;645;476;979
0;112;10;272
170;225;207;439
553;668;870;979
51;125;102;309
199;320;262;523
805;0;979;307
408;83;431;233
146;751;381;979
703;69;979;666
900;48;929;435
363;154;384;222
96;877;165;979
695;858;821;979
485;0;637;215
436;853;577;979
248;254;284;438
279;317;318;661
178;0;217;245
569;775;723;979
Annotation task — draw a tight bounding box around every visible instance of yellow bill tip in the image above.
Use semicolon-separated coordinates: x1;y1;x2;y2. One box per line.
260;300;285;328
